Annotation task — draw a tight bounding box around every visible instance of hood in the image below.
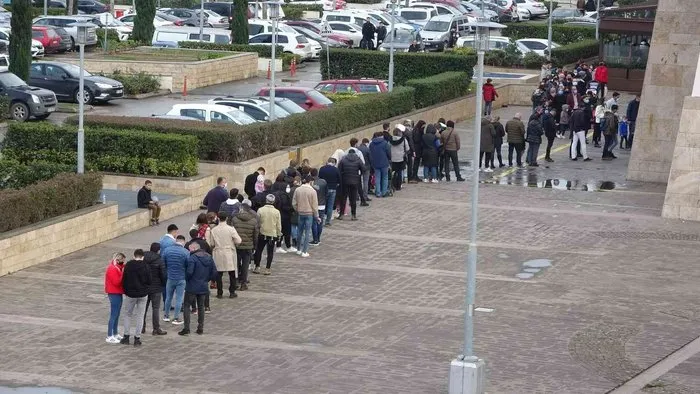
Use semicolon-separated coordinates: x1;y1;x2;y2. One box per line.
344;151;361;162
224;198;239;205
143;251;160;264
389;135;405;145
85;75;123;87
190;250;214;268
370;136;385;145
236;207;256;222
16;85;53;95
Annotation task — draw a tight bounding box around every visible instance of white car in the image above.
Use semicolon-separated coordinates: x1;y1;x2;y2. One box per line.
93;13;132;41
118;13;174;27
0;28;44;58
327;21;364;48
398;7;437;27
457;35;512;51
514;0;548;18
248;19;297;38
208;97;292;121
285;0;340;12
516;38;560;56
249;32;314;60
323;9;417;33
165;104;258;125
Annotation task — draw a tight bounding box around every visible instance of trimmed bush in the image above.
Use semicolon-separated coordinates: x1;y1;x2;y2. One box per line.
321;48;476;85
282;4;324;19
0;159;74;189
102;70;160;95
405;72;469;109
502;22;595;45
178;41;284;58
0;172;102;233
523;52;546;69
550;39;598;66
3;122;199;176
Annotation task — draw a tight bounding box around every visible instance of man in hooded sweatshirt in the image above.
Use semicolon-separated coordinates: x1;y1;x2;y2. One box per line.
120;249;151;346
218;188;241;222
179;242;217;336
141;242;167;336
369;131;391;198
338;148;366;221
232;199;258;290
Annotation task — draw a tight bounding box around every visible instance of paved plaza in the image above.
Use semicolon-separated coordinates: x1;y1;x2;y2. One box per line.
2;106;700;393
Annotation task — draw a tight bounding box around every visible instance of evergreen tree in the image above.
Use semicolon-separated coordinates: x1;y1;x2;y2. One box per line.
133;0;156;43
9;0;32;81
231;0;249;44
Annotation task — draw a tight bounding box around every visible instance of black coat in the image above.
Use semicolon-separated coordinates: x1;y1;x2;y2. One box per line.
122;260;152;298
412;128;424;156
244;173;258;198
526;116;544;144
137;186;151;209
143;251;166;294
421;132;439;167
338;151;365;185
542;113;557;139
569;108;589;132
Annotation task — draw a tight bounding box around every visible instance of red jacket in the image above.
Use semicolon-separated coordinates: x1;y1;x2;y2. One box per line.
483;83;498;102
594;66;608;84
104;261;124;294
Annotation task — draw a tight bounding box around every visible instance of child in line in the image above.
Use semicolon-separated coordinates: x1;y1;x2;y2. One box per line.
558;104;570;139
619;115;629;150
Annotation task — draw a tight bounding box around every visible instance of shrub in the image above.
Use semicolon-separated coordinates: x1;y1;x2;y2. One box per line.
405;72;469;109
231;0;248;44
3;5;66;17
133;0;156;43
281;53;301;70
0;172;102;233
550;39;598;66
0;159;75;189
3;122;198;177
502;22;595;45
103;70;160;95
321;48;476;85
0;95;9;119
96;28;121;42
282;4;324;20
178;41;284;58
523;52;546;69
10;0;32;81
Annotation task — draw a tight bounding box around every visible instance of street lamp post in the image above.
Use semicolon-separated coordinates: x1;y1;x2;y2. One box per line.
547;0;553;60
71;22;95;174
448;17;488;394
595;0;601;40
388;0;397;91
268;1;281;121
199;0;205;42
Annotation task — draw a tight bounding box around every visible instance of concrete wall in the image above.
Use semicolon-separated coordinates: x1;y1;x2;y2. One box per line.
102;173;215;210
627;0;700;183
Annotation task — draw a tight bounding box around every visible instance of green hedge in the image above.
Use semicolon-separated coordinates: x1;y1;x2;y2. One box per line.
321;48;476;85
0;172;102;233
4;5;66;17
103;70;160;95
75;87;416;163
3;123;199;176
523;52;546;69
0;159;75;189
502;22;595;45
179;41;284;58
405;72;469;109
550;39;598;66
282;4;324;20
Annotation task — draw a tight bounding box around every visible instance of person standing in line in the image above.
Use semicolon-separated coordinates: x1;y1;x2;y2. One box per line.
141;243;167;336
104;252;126;344
389;126;409;191
410;120;425;183
272;177;294;253
558;104;570;139
318;157;341;226
605;91;620;110
626;94;640;148
369;131;391;197
179;242;217;336
159;224;178;254
207;211;242;298
338;147;365;221
232;199;258;289
526;111;544;167
593;100;606;148
137;180;160;226
162;235;189;325
480;116;496;172
292;176;319;257
543;108;557;163
402;120;415;182
254;194;282;273
594;61;608;100
569;107;592;161
421;124;440;182
491;116;506;168
202;177;228;213
347;137;368;205
244;168;265;199
619;115;629;150
602;104;620;160
441;120;465;181
482;78;498;116
357;138;372;201
252;179;276;211
218;188;241;221
120;249;151;347
505;113;526;167
310;168;327;245
436;119;447;180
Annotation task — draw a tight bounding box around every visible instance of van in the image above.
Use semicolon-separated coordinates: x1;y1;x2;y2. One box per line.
398;7;436;27
152;26;231;48
420;14;473;51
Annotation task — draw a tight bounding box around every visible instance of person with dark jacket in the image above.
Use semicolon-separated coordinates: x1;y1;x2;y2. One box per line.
361;19;376;49
337;149;366;220
137;180;160;226
318;157;341;225
491;117;506;168
480;117;496;172
232;200;258;290
369;132;391;196
376;23;387;46
120;249;152;346
569;107;592;161
542;109;558;162
401;120;415;182
421;124;440;182
357;139;372;201
389;127;409;190
506;114;526;167
252;179;276;211
273;179;294;252
626;95;640;148
141;243;167;336
203;177;228;213
410;120;425;182
244;168;265;198
602;105;620;160
218;188;241;224
526;112;544;166
179;243;217;336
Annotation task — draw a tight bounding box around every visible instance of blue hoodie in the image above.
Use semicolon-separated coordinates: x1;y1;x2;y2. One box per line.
185;250;217;295
369;137;390;170
162;243;189;281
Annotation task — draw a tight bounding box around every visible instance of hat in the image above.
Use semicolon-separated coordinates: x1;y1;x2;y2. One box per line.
396;124;406;132
446;120;455;128
265;194;276;204
242;199;252;207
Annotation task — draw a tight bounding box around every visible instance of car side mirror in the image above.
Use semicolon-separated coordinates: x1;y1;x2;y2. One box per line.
305;99;313;107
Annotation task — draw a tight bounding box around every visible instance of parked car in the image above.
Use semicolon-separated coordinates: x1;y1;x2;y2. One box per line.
52;27;73;52
326;21;363;48
208;97;292;121
118;13;174;28
315;79;389;94
378;29;424;52
32;0;66;7
249;32;314;60
199;10;228;28
151;114;204;121
514;0;548;18
398;7;436;28
32;16;98;48
516;38;560;56
0;70;57;121
421;14;474;51
459;1;500;20
158;8;202;26
457;34;512;51
285;0;345;11
548;7;584;22
91;13;132;41
29;61;124;104
195;2;254;24
251;96;307;114
248;19;297;37
468;0;514;22
31;26;63;54
77;0;108;14
152;26;231;47
292;26;352;48
284;20;354;46
0;28;46;57
165;104;258;125
256;87;333;111
155;11;188;26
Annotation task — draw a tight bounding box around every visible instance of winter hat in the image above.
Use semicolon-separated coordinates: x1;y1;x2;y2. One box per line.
396;124;406;132
265;194;276;204
242;199;252;207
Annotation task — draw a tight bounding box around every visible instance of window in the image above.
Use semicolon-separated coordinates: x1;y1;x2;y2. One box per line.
329;23;349;31
180;108;205;120
32;31;44;39
189;33;211;41
276;91;306;104
0;31;8;41
400;11;428;21
277;35;288;44
436;6;452;15
30;64;43;77
333;83;353;92
296;35;308;43
249;34;271;43
121;15;134;23
521;40;546;50
326;15;350;22
241;105;267;121
210;111;231;123
248;24;264;36
214;34;229;44
34;18;50;26
45;65;67;79
358;84;381;93
316;83;334;92
354;17;366;25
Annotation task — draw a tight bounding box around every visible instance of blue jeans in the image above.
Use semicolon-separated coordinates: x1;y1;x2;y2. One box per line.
164;279;186;320
324;189;337;225
312;209;324;242
107;293;122;337
297;214;313;253
423;166;437;180
526;143;540;164
374;167;388;197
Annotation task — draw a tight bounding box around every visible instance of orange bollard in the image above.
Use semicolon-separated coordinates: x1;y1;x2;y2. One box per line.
182;76;187;98
290;58;297;77
267;61;271;79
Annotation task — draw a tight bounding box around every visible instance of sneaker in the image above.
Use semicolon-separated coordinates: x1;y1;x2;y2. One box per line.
276;247;287;254
162;316;170;322
325;222;331;226
171;319;184;325
252;266;260;274
106;336;119;344
133;337;142;347
216;293;223;299
152;329;167;336
229;293;238;298
431;179;439;183
205;307;211;313
239;284;248;291
584;157;593;161
484;168;493;173
120;335;130;345
545;158;554;162
296;250;302;256
178;329;190;336
301;252;310;258
351;215;357;221
263;268;272;275
423;179;429;183
360;202;369;207
288;247;298;253
114;334;123;341
309;241;319;246
456;178;466;182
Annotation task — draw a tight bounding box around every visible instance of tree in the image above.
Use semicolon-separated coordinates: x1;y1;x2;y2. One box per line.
231;0;249;44
9;0;32;81
133;0;156;43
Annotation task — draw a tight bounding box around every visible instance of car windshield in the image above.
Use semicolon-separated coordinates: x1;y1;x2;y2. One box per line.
275;99;306;113
393;14;411;24
401;11;428;20
306;90;333;105
423;20;449;31
227;109;257;124
204;10;222;18
295;26;322;41
0;72;27;87
384;29;414;43
61;63;92;78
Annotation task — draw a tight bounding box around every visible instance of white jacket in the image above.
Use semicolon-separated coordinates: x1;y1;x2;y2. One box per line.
595;105;606;124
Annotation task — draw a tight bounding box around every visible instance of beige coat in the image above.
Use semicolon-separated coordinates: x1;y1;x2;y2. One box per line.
206;222;242;272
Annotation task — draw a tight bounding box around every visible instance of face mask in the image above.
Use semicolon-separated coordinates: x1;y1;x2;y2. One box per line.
558;90;563;95
223;183;228;189
117;260;124;265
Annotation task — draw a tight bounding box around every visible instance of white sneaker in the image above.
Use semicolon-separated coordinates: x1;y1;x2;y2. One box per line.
114;334;123;341
301;253;310;258
431;179;439;183
162;316;170;322
484;168;494;173
276;247;287;254
296;250;302;255
423;179;429;183
106;336;119;344
288;247;298;253
171;319;184;325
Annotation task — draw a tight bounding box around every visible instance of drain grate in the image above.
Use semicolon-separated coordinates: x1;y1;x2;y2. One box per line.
592;231;700;242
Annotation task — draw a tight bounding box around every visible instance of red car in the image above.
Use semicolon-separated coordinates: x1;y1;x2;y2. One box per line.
32;26;63;53
315;79;389;94
256;87;333;111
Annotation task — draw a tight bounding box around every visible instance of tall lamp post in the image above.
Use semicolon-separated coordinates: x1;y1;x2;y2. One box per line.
199;0;205;42
387;0;397;91
70;22;95;174
595;0;601;40
547;0;553;60
448;17;489;394
268;0;281;121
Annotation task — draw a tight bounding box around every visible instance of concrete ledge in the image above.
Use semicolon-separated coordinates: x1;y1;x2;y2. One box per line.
102;173;215;211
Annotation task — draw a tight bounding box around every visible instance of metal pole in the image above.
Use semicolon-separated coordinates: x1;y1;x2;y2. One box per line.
388;1;396;91
326;36;331;79
595;0;601;40
199;0;205;42
269;17;277;120
547;0;553;60
44;0;47;16
77;44;85;174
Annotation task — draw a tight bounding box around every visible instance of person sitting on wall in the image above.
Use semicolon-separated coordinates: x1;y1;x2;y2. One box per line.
137;180;161;226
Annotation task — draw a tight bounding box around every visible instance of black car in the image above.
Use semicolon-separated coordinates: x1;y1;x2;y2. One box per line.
29;61;123;104
0;71;57;121
32;0;67;8
77;0;108;14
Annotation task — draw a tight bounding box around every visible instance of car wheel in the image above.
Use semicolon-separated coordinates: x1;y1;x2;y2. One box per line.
35;113;50;120
75;88;94;105
10;102;29;122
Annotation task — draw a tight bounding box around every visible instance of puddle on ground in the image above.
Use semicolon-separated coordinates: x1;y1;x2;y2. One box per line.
0;387;79;394
515;259;553;280
481;175;623;192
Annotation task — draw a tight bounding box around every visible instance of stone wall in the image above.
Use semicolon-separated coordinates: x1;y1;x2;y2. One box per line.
102;173;215;211
627;0;700;183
